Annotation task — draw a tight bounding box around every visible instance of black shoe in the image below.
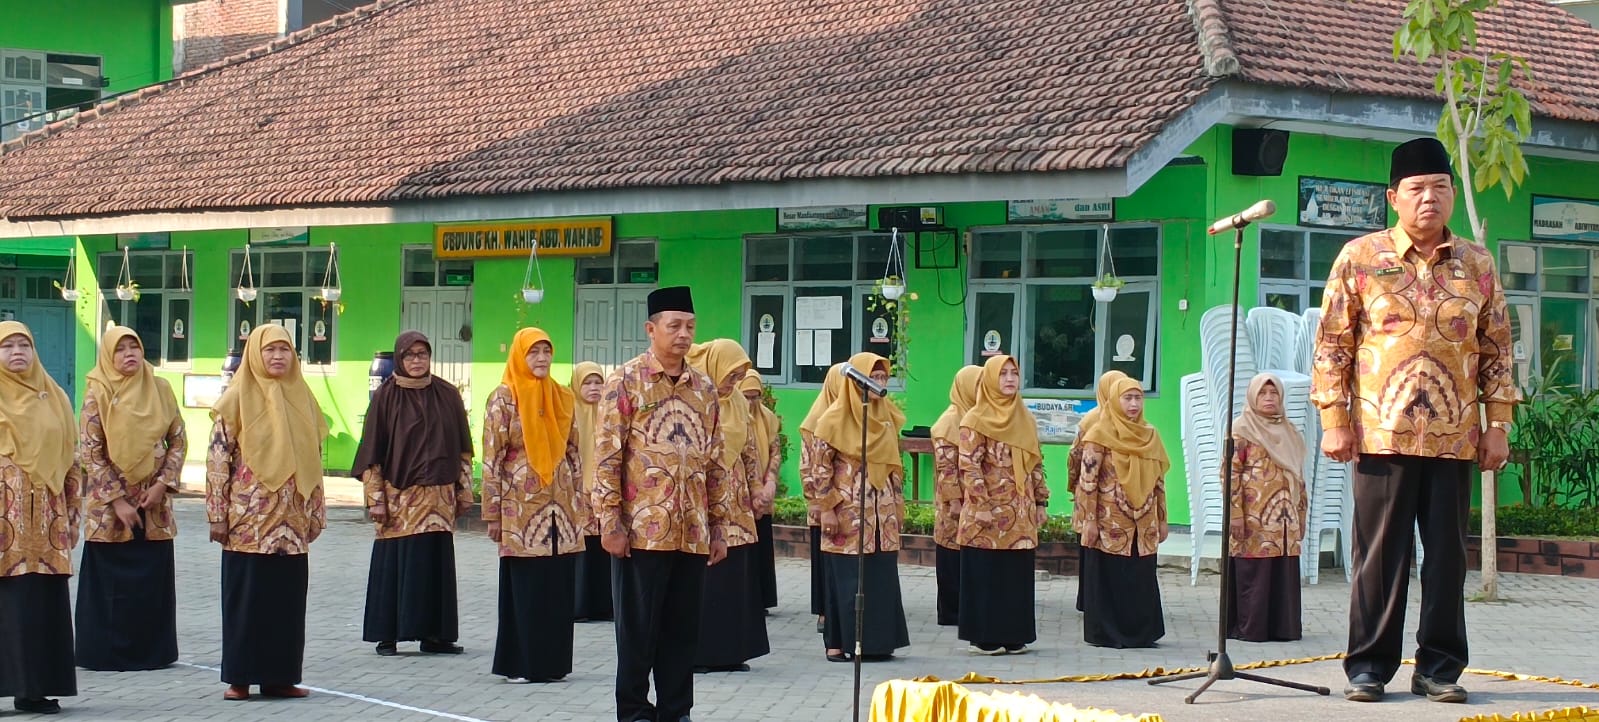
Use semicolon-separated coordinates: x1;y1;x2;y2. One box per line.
1344;673;1384;702
375;641;397;656
420;639;464;654
14;697;61;714
1411;674;1467;703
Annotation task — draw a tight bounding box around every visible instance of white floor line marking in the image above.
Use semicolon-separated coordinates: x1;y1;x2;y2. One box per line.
174;661;492;722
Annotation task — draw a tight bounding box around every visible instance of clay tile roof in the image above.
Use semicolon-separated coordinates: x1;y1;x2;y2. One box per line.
3;0;1596;222
1214;0;1599;124
0;0;1214;220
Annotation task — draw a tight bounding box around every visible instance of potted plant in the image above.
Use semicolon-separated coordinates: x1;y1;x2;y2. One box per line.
1091;273;1124;302
236;243;258;303
110;247;140;301
880;274;906;300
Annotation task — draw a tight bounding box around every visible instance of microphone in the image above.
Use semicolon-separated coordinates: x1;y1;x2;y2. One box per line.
1207;200;1276;235
841;365;887;398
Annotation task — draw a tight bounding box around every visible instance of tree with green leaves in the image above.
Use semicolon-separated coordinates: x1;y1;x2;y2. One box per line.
1393;0;1534;601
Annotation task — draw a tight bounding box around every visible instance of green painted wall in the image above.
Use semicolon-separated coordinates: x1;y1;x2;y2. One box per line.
2;1;173;95
57;125;1599;518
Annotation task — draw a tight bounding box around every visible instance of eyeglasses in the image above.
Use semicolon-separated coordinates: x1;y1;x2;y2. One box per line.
403;351;432;361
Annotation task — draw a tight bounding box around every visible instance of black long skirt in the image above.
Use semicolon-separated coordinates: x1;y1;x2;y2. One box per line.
221;551;307;686
958;547;1036;648
695;544;770;668
1080;547;1164;649
809;526;825;616
822;551;909;657
1227;555;1303;642
493;555;576;681
574;536;614;622
75;538;178;671
0;574;76;699
935;544;960;626
362;531;459;643
755;515;778;609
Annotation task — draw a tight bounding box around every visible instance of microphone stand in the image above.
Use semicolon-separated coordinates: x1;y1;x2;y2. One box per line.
851;382;871;722
1147;225;1330;702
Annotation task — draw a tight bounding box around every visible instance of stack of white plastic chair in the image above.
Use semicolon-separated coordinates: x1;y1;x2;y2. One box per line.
1180;372;1222;585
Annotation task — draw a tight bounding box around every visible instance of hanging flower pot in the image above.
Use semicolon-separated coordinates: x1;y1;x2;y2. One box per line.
521;238;545;304
318;243;342;304
56;251;79;301
1091;285;1119;303
110;247;140;302
1092;225;1122;304
236;243;258;304
878;229;908;301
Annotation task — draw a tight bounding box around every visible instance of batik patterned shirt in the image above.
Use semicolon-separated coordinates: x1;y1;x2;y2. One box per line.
593;351;730;555
1227;439;1308;558
1068;441;1167;558
205;420;326;555
1312;227;1519;459
362;458;473;541
956;428;1048;550
0;456;81;576
482;386;587;557
805;436;904;555
80;394;184;543
931;438;961;549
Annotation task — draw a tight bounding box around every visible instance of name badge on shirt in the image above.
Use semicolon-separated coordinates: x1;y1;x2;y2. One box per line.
1375;266;1404;277
1451;268;1468;279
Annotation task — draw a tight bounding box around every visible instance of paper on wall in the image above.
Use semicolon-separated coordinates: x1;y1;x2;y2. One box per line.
795;330;814;366
795;296;844;329
756;332;775;369
813;329;832;366
1506;245;1536;275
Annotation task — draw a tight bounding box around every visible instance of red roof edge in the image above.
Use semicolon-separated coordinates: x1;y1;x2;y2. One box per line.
0;0;415;157
1188;0;1240;77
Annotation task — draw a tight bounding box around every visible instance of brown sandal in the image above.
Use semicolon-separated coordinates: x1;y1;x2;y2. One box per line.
261;685;309;699
223;685;250;701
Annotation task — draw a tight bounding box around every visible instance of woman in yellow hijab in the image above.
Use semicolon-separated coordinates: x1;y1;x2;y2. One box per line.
798;362;848;630
0;321;81;714
686;339;769;673
207;323;328;701
956;355;1046;655
739;369;782;612
810;352;909;663
569;360;612;623
481;327;583;683
929;364;981;626
76;325;184;673
1071;374;1170;649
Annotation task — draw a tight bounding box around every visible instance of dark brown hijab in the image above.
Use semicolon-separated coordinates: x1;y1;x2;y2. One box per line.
350;331;474;489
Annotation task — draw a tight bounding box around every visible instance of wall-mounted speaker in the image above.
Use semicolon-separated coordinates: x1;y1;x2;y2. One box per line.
1232;128;1289;176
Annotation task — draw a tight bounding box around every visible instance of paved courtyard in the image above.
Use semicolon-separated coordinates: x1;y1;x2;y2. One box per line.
48;496;1599;721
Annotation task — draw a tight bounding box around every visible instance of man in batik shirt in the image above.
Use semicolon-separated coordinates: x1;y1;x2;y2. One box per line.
1313;137;1519;705
593;286;730;722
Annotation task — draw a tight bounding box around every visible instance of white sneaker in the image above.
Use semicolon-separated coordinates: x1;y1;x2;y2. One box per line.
968;645;1008;656
1005;644;1029;655
505;677;532;684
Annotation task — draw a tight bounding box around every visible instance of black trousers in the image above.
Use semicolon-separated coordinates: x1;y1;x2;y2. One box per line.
1345;454;1471;684
612;550;706;722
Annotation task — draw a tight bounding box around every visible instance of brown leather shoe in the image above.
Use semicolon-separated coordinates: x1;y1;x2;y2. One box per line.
1411;675;1467;703
261;685;309;699
223;685;250;701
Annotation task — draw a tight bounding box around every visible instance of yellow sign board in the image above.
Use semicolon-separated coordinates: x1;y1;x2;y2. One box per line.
434;218;612;259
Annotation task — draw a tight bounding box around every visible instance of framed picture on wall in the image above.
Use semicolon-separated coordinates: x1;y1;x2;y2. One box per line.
1298;176;1388;231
